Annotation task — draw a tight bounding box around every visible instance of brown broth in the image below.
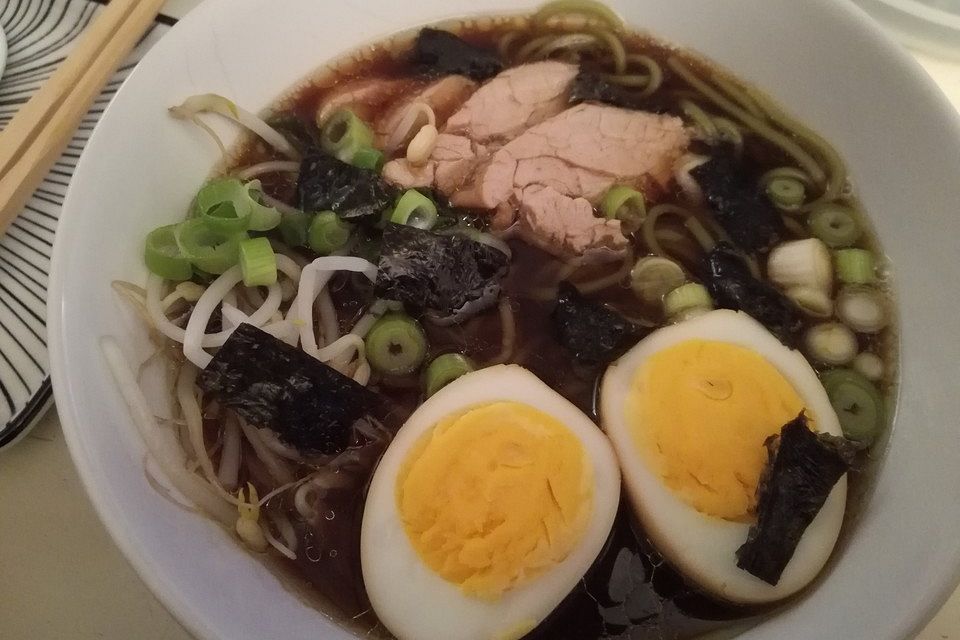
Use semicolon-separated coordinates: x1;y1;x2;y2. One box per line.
218;15;896;640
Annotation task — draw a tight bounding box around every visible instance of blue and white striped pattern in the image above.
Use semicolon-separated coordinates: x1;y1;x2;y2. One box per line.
0;0;174;447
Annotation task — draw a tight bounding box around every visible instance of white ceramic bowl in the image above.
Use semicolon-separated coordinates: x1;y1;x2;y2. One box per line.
48;1;960;639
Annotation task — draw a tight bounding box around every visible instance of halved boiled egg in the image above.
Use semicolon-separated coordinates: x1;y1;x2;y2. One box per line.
600;309;845;604
361;364;620;640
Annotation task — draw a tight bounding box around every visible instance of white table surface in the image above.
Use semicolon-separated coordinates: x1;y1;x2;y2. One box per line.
2;2;959;639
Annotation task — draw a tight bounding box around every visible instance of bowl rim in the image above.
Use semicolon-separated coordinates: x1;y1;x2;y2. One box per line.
47;0;960;639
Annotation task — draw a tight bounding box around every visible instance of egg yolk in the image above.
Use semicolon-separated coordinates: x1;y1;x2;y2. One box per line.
395;401;592;600
627;339;809;521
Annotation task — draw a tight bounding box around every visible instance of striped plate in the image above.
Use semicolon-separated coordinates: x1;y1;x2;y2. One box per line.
0;0;176;448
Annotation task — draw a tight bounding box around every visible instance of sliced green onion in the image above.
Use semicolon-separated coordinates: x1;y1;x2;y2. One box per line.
630;256;685;305
321;108;375;164
765;176;806;210
663;282;713;319
853;352;884;382
308;211;353;255
808;203;862;248
767;238;833;292
198;199;249;234
836;286;888;334
424;353;476;397
238;237;277;287
602;185;646;232
144;224;193;281
175;218;245;275
352;147;385;171
785;286;833;319
803;322;857;366
195;178;241;217
244;181;282;231
365;313;428;376
277;210;313;248
390;190;439;230
194;178;280;232
820;368;884;445
835;248;876;284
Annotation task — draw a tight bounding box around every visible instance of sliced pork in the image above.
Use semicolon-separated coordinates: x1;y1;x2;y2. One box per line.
449;105;687;258
443;60;579;144
382;133;488;190
517;185;629;258
380;64;690;260
453;103;690;209
382;61;580;193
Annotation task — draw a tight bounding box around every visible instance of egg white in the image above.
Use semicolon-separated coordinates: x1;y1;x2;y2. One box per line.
600;309;846;604
361;364;621;640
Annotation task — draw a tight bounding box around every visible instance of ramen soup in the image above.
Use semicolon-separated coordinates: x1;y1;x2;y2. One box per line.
109;2;897;638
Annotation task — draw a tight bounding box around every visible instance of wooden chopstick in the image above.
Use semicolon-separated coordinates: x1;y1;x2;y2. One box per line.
0;0;143;179
0;0;166;234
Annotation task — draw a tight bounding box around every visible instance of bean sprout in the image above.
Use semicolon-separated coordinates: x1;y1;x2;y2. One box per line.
236;160;300;181
262;522;297;560
145;254;300;357
176;364;222;489
260;193;301;216
239;418;295;485
169;94;299;160
287;256;378;358
217;415;242;491
406;124;439;166
101;337;236;524
317;287;340;347
257;428;304;462
385;102;436;154
484;297;517;366
181;267;283;368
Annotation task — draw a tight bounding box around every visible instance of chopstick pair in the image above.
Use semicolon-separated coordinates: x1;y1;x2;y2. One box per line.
0;0;166;235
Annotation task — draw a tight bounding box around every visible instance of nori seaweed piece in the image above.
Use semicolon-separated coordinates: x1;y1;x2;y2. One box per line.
736;413;857;585
266;114;321;156
375;223;510;319
703;242;803;346
552;281;638;363
569;71;673;114
691;148;784;254
197;323;383;454
296;150;397;223
410;28;503;81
